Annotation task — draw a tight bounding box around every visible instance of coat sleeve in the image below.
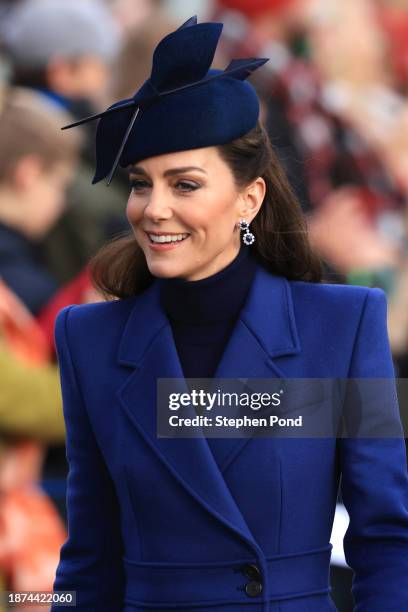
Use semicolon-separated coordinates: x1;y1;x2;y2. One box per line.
51;305;125;611
339;287;408;611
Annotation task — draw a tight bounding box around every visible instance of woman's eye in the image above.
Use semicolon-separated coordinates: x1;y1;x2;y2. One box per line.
130;179;150;191
129;179;199;193
176;181;199;192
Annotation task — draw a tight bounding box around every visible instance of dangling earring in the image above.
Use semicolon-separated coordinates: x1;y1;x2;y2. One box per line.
238;218;255;245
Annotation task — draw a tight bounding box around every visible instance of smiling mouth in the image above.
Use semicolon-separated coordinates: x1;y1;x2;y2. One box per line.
145;232;190;244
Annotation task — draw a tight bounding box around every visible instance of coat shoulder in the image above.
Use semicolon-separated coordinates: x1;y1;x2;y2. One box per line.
285;278;389;335
55;296;138;347
287;278;385;310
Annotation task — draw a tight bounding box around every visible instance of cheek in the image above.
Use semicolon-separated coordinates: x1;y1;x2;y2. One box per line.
32;185;64;229
82;62;107;95
42;185;63;211
197;195;238;235
126;194;141;224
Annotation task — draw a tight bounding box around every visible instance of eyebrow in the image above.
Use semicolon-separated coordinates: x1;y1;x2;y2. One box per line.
127;165;207;177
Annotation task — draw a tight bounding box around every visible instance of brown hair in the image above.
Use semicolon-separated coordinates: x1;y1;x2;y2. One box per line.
0;86;82;183
90;120;324;300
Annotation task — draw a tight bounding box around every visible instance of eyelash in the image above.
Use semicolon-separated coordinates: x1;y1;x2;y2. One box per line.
129;179;200;193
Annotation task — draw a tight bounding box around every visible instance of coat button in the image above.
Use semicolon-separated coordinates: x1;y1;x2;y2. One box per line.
245;580;263;597
242;563;261;580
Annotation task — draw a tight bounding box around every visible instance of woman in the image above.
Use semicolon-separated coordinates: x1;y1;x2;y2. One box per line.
51;16;408;612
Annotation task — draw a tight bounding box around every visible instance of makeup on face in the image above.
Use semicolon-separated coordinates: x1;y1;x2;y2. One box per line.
125;148;243;280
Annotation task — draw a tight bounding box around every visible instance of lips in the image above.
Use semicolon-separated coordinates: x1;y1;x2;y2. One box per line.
144;231;190;244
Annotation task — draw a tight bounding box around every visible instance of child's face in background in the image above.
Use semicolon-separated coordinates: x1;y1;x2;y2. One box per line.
18;159;74;241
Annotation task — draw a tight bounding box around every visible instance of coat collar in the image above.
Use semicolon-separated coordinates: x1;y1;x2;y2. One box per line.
116;263;301;557
117;263;301;369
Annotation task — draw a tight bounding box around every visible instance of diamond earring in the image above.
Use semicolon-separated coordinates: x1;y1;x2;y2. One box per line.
238;218;255;245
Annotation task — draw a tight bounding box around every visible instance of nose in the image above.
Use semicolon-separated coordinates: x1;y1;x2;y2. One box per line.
143;187;173;223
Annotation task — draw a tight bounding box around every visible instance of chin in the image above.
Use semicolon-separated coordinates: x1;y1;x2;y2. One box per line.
146;260;187;279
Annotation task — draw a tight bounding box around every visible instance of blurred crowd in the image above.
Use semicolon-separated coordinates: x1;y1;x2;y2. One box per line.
0;0;407;610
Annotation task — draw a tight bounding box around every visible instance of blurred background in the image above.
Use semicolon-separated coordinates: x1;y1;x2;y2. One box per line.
0;0;407;610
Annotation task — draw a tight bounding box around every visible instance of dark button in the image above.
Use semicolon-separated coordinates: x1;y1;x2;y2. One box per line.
241;563;261;580
245;580;263;597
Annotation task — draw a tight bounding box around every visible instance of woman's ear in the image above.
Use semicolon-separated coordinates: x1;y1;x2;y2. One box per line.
238;176;266;222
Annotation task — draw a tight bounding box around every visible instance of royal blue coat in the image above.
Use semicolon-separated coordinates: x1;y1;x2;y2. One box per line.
51;263;408;611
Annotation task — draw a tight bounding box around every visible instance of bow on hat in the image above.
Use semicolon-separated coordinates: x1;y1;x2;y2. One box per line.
62;15;269;185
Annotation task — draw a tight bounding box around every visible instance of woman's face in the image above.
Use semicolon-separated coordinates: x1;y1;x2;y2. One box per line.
126;146;264;281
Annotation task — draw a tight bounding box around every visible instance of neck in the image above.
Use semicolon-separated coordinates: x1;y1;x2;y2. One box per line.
158;244;258;324
175;242;241;281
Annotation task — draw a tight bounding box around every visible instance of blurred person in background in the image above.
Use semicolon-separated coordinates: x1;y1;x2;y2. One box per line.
374;1;408;246
304;0;408;376
0;270;69;447
0;344;65;444
1;0;119;121
304;0;408;283
109;6;177;101
108;0;167;36
0;86;81;315
0;279;68;608
0;83;82;535
381;103;408;378
0;0;130;285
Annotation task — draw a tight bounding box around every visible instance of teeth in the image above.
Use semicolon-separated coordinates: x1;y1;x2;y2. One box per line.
148;233;189;243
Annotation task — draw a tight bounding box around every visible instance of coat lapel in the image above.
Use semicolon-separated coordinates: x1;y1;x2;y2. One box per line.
205;265;301;472
116;263;301;554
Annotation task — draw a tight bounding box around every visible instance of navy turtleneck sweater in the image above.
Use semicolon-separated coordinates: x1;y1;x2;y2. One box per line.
157;244;258;380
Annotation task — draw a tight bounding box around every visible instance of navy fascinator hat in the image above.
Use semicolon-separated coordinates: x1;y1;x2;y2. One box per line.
62;15;269;185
